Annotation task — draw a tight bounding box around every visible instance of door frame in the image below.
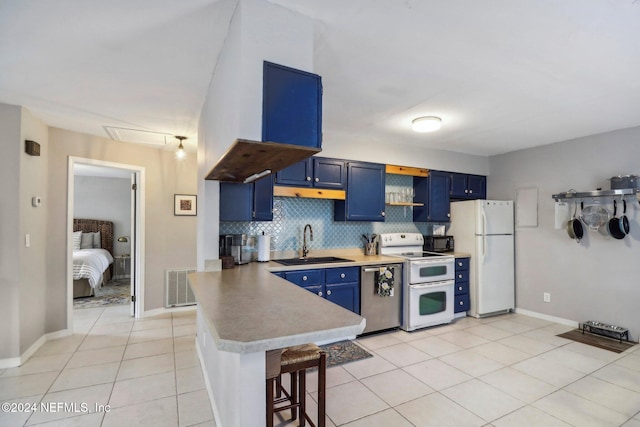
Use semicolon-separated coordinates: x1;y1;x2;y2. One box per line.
67;156;146;330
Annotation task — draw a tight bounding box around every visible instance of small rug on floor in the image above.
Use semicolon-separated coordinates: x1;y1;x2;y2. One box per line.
319;340;373;367
73;281;130;310
557;329;636;353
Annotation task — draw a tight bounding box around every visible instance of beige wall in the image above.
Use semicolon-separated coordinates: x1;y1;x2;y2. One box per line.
19;108;50;354
47;128;198;324
0;104;22;359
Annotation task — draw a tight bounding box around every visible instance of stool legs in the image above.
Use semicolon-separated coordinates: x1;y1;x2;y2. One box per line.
266;377;275;427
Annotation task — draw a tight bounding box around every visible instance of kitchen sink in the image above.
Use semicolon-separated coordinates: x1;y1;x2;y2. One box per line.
273;256;354;266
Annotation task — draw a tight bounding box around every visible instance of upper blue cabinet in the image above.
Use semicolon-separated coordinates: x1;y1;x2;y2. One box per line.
334;161;386;222
413;171;451;222
262;61;323;149
449;172;486;200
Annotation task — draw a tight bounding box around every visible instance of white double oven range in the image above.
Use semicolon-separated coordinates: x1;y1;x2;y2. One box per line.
379;233;455;331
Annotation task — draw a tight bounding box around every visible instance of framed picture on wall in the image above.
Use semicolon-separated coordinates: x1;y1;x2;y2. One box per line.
174;194;197;216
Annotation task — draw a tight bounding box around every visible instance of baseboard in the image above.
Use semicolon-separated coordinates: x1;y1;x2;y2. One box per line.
144;305;196;318
196;338;223;427
0;328;71;369
515;308;579;328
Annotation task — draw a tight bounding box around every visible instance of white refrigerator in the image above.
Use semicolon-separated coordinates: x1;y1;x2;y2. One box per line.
449;200;515;318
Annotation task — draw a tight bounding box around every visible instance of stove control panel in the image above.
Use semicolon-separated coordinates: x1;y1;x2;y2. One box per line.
379;233;424;247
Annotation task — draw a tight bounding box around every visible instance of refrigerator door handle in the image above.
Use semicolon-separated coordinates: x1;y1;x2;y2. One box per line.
481;207;487;258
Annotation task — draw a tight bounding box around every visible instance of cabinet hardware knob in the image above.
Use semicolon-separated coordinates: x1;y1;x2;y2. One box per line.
469;190;473;193
458;274;463;278
458;262;462;266
318;291;323;297
465;189;469;193
340;273;345;278
315;177;319;182
302;276;307;281
306;176;311;181
327;290;332;295
459;301;463;305
447;213;450;217
458;286;463;291
381;211;385;216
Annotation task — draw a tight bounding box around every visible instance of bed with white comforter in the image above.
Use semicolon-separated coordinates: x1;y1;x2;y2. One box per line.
73;248;114;289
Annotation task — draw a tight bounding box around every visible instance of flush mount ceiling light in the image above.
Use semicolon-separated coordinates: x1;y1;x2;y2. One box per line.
412;116;442;133
175;136;187;160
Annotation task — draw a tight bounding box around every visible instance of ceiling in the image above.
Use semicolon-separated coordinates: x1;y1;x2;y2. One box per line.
1;0;640;156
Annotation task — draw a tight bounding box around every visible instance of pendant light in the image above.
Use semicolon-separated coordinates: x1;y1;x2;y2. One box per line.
175;136;187;159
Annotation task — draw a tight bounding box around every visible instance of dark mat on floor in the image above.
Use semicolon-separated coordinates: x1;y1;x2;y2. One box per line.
557;329;636;353
319;340;373;367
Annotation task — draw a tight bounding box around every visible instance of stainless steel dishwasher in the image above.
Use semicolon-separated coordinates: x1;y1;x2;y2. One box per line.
360;263;403;334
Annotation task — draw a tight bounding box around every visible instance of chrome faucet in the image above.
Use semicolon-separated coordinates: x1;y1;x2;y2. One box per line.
302;224;313;258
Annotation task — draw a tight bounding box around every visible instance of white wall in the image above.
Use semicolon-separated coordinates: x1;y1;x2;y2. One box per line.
198;0;314;270
74;176;131;256
489;125;640;340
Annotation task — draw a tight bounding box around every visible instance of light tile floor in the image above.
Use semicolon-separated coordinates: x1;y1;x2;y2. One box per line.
0;305;213;427
277;313;640;427
2;307;640;427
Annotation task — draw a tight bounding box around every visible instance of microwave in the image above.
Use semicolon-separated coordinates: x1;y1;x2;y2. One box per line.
423;235;454;253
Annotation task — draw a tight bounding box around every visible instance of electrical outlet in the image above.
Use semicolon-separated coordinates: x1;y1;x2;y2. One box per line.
543;292;551;303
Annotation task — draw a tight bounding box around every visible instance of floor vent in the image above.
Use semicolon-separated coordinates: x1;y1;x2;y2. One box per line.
165;268;197;307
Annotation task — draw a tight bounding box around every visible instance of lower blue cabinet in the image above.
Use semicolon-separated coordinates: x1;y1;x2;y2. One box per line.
275;266;360;314
454;257;470;313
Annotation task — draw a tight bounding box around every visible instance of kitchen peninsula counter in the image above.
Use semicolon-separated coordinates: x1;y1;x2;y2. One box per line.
189;262;366;354
188;260;367;427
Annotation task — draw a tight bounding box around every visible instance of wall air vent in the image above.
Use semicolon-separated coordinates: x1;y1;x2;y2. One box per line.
104;126;172;146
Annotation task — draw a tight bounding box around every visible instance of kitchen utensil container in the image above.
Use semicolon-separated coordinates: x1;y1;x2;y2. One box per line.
364;242;376;256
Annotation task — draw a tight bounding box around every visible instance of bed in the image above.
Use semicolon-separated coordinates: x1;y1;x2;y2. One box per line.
72;219;115;298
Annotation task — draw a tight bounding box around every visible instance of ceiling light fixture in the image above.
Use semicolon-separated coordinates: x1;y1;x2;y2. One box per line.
412;116;442;133
175;136;187;159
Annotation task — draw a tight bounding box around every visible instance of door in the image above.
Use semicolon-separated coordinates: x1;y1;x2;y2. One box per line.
427;171;451;222
275;159;312;187
130;173;137;317
313;157;344;189
474;234;514;315
476;200;514;235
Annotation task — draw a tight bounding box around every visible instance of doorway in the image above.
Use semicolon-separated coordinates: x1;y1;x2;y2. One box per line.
67;157;145;330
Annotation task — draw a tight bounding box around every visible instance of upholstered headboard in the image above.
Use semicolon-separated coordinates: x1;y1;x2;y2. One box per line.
73;218;114;257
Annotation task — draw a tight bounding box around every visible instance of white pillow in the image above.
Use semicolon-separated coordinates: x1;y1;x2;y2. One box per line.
80;232;93;249
73;231;82;251
92;231;101;248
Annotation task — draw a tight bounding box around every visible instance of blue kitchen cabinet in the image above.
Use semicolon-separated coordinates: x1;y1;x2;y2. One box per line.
275;157;345;189
454;257;470;313
220;182;253;221
262;61;322;148
252;174;274;221
219;174;274;221
413;171;451;222
325;267;360;314
450;173;486;200
275;159;313;187
283;269;324;288
276;266;360;314
313;157;345;189
334;161;386;222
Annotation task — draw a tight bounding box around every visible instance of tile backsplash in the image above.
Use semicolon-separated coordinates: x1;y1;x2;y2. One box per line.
220;174;444;252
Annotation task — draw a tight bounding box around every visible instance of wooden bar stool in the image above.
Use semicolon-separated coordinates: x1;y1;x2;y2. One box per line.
266;343;326;427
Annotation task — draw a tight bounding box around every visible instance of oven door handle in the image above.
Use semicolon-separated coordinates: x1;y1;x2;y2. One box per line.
410;259;447;265
410;280;453;289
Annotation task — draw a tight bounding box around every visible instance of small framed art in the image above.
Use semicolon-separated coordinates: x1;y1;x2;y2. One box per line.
174;194;197;216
